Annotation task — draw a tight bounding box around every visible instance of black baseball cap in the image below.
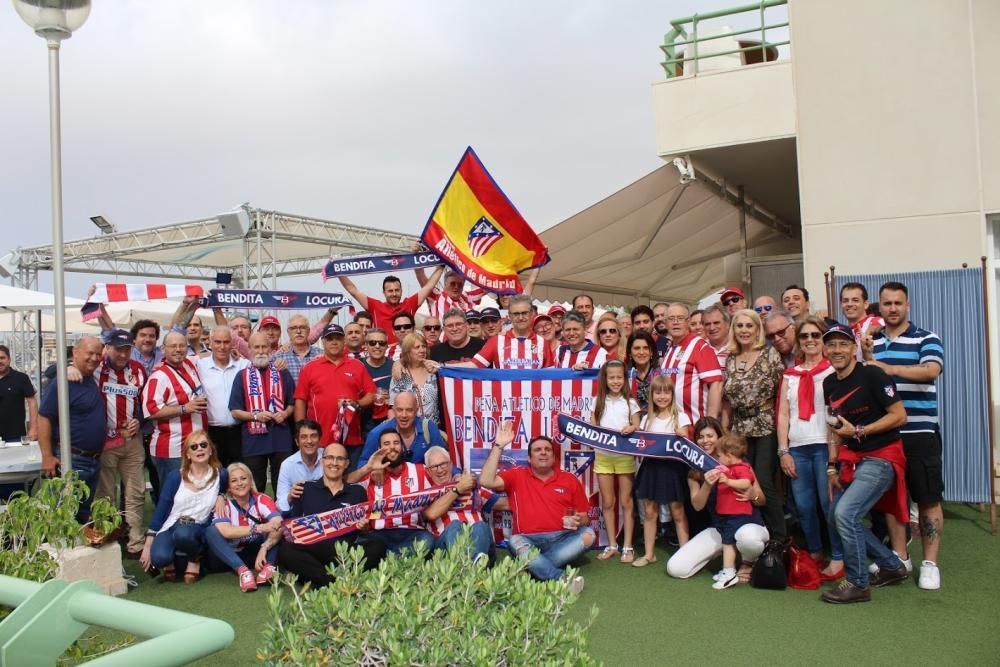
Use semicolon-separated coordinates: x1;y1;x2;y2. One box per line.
107;329;134;347
321;324;345;339
822;323;854;342
479;307;502;320
465;309;481;322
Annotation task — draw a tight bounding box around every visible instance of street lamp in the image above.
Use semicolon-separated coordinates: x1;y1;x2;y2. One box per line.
13;0;91;473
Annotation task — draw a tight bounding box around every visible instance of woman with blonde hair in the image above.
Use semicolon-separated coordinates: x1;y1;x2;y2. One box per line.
596;312;626;361
723;309;786;541
140;431;227;583
389;332;440;426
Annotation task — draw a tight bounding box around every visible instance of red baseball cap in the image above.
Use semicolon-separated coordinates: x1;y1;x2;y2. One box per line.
258;315;281;330
532;314;553;329
720;287;745;301
547;304;567;317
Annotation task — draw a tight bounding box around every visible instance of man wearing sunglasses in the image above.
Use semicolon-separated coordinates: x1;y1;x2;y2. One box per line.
360;328;393;440
753;295;778;317
417;267;487;320
720;287;748;316
388;313;416;361
421;316;442;345
430;309;485;365
337;266;444;345
763;310;799;368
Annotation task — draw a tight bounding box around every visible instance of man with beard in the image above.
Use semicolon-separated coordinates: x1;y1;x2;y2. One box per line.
865;281;945;590
0;344;37;444
701;303;731;370
338;268;443;344
652;302;670;337
354;428;435;555
38;336;106;521
143;331;209;483
230;333;295;493
764;310;798;368
480;421;592;592
422;446;506;562
275;419;325;513
821;324;909;604
430;309;484;365
197;326;249;467
354;392;445;468
279;442;386;588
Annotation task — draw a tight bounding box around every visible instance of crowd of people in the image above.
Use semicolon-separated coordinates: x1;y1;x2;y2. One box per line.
0;267;944;605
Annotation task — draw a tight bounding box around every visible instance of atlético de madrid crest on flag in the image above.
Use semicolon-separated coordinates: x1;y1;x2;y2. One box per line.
468;217;503;258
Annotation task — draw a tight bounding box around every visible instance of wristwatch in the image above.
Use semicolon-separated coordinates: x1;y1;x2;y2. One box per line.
777;448;790;457
491;441;505;449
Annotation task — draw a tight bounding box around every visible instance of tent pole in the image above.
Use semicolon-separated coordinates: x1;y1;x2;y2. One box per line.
980;256;997;535
824;272;831;316
828;265;837;318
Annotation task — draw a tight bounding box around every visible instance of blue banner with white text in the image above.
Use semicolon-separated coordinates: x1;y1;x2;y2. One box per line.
206;289;352;309
322;252;443;280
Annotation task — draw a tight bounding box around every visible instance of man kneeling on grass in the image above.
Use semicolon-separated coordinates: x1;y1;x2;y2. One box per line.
479;421;593;593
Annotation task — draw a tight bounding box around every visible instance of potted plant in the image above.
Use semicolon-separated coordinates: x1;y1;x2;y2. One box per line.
82;496;124;546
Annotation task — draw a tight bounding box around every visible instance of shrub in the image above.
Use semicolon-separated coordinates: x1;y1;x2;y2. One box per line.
258;530;599;666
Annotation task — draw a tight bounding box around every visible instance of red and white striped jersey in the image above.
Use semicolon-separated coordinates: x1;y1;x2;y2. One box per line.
659;333;722;423
710;343;729;377
363;462;431;530
142;358;208;459
556;341;607;369
851;314;885;361
427;287;485;318
99;359;147;432
473;332;555;369
426;487;494;537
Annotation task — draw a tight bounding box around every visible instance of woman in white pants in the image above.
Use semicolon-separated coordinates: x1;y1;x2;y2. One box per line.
667;417;770;581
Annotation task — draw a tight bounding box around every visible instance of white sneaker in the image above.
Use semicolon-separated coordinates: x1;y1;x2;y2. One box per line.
869;551;912;574
566;575;585;595
918;561;940;590
712;569;739;590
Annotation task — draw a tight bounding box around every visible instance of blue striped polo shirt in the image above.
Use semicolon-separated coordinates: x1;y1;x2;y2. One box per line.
872;323;944;434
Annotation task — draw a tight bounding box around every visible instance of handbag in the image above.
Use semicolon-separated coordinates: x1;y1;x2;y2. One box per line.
750;539;789;590
786;543;821;590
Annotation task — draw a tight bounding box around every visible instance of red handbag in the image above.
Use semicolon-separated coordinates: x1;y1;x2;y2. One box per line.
787;543;821;590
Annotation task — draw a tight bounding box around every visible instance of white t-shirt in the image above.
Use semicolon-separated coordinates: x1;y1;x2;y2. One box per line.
643;412;692;435
785;365;835;447
598;395;641;431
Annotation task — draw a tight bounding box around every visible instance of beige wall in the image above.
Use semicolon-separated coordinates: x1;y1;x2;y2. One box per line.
790;0;996;299
973;0;1000;213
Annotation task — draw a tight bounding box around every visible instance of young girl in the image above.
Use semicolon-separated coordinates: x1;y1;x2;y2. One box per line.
592;360;641;563
633;375;692;567
706;433;765;589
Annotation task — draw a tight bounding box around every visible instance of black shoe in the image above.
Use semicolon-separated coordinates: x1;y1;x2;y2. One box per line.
870;563;909;588
821;580;871;604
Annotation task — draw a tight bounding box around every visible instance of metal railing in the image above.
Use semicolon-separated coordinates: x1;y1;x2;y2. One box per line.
661;0;789;78
0;575;234;666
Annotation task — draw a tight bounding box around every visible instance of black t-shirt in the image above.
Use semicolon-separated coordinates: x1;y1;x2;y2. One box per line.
823;362;901;452
0;370;36;440
430;337;485;365
289;480;368;519
361;358;392;434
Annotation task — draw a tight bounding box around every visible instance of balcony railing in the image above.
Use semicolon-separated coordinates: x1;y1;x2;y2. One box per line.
661;0;789;78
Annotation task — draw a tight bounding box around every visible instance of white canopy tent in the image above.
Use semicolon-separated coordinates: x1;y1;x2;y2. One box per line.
533;163;800;307
0;284;84;312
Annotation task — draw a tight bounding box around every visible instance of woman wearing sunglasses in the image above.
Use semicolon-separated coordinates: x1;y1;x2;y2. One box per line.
390;333;440;427
776;316;844;581
140;431;227;583
596;312;626;361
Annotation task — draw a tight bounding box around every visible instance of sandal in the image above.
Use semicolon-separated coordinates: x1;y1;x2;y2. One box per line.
161;566;176;583
183;561;201;585
632;555;658;568
596;545;619;561
620;547;635;564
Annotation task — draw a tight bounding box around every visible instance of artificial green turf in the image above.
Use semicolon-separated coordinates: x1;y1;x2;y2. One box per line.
99;503;999;665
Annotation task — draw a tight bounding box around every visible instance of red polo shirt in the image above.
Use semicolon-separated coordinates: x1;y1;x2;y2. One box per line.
499;467;589;534
294;355;376;446
367;294;419;344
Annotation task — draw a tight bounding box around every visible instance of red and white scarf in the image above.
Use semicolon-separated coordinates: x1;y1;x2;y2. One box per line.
334;402;357;444
782;358;832;421
90;283;204;303
244;364;284;435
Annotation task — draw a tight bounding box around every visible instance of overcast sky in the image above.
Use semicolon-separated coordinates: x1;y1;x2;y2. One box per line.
1;0;747;297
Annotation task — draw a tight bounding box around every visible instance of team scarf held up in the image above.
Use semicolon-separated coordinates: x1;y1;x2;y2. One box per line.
333;402;357;445
557;413;720;473
205;289;352;310
244;363;284;435
420;147;549;295
321;251;443;280
283;484;476;546
82;283;204;320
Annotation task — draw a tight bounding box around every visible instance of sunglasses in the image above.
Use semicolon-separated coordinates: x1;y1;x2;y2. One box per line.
189;441;210;451
767;323;795;339
798;331;822;340
754;304;773;313
423;325;441;332
393;324;414;331
598;328;618;335
722;297;741;306
366;339;388;347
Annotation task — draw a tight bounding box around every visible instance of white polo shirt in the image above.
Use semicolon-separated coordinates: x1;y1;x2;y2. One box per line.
196;355;250;427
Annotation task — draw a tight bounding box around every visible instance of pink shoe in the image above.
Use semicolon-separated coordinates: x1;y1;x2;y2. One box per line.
256;563;276;585
238;567;257;592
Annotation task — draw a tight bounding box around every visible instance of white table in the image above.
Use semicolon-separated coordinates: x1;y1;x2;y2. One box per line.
0;441;42;488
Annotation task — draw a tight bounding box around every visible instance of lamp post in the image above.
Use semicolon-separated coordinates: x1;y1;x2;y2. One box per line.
13;0;91;472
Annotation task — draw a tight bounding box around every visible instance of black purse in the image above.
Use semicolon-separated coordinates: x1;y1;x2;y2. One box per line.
750;539;789;590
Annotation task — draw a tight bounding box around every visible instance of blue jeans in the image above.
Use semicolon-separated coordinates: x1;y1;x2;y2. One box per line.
434;522;495;563
204;525;278;572
152;456;181;488
376;528;435;556
789;444;843;560
508;527;595;581
150;522;208;569
70;452;102;523
830;457;903;588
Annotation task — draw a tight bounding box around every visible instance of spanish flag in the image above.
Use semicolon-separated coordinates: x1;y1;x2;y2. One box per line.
421;147;549;295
